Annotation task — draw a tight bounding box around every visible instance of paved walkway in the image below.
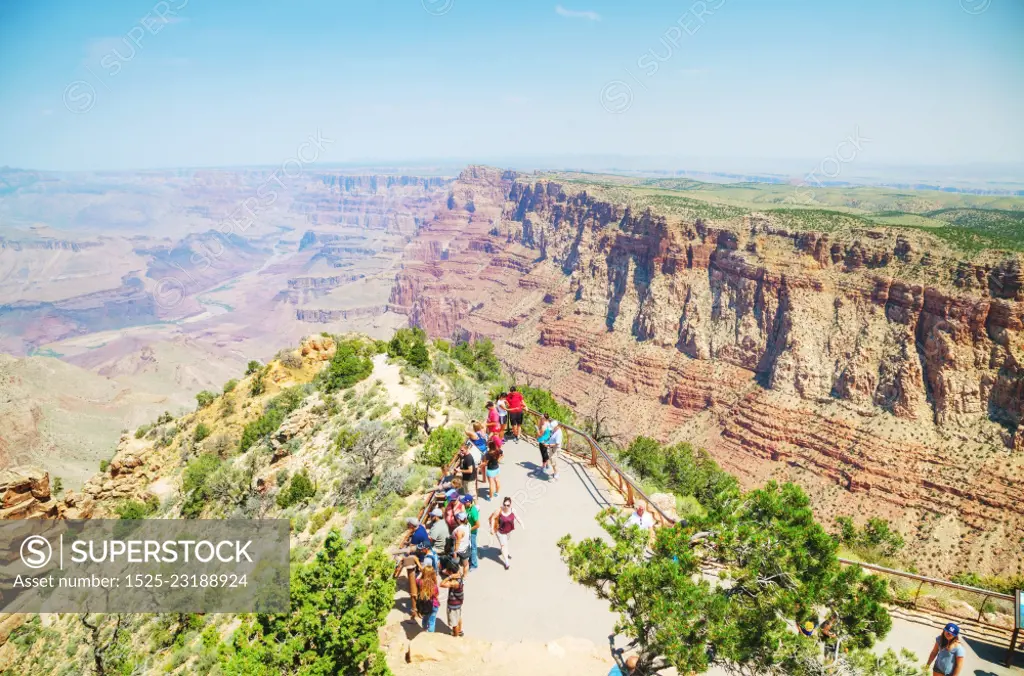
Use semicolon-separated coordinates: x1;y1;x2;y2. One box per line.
392;438;1023;675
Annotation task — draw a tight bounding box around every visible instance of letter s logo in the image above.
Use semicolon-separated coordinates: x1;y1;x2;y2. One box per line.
20;535;53;569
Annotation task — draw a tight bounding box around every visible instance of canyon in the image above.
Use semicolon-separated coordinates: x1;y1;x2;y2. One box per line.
0;168;451;485
390;166;1024;578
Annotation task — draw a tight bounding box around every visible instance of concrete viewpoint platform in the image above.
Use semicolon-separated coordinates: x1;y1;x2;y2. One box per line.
391;438;1022;674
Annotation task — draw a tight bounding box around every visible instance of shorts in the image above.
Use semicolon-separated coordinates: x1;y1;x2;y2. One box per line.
457;550;470;565
548;443;561;459
460;479;476;496
400;555;418;572
508;411;524;426
486;467;500;478
447;606;462;627
498;412;507;423
496;531;511;548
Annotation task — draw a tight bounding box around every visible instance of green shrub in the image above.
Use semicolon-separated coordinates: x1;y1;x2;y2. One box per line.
195;390;217;409
277;469;316;509
250;368;267;396
418;425;463;467
451;338;501;381
245;360;262;376
309;508;334;534
223;379;238;393
181;454;223;518
194;422;212;443
100;459;110;473
135;424;152;439
319;339;374;392
115;499;156;520
238;386;307;453
219;532;394;675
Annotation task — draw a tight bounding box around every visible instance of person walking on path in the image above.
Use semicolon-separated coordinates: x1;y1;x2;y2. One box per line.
490;496;525;570
483;439;503;500
927;623;965;676
440;567;466;637
427;507;448;555
415;560;440;632
453;510;472;575
505;386;525;440
461;494;480;570
537;414;563;479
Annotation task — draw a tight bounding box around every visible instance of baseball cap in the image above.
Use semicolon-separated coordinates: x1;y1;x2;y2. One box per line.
429;508;443;518
456;511;467;521
459;495;474;504
406;517;419;527
943;623;960;637
417;541;430;550
445;489;458;500
803;621;815;632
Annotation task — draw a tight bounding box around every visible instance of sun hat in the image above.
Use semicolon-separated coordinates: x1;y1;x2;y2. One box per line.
803;622;815;632
406;517;419;527
944;623;960;637
456;511;467;521
430;508;443;518
445;489;458;500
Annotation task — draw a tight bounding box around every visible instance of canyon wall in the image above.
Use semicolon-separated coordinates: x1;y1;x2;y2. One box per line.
391;166;1024;577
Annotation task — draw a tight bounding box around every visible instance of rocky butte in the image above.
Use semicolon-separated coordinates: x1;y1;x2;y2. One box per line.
390;166;1024;578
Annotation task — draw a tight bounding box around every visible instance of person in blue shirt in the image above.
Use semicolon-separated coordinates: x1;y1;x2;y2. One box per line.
609;655;637;675
407;517;431;549
927;622;965;676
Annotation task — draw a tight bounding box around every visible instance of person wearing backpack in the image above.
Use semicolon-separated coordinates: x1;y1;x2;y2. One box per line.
415;560;440;632
927;623;965;676
440;567;466;637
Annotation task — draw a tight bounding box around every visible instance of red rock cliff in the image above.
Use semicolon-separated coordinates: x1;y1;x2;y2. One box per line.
391;166;1024;577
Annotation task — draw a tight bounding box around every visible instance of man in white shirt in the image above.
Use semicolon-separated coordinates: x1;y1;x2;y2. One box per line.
541;416;563;480
625;504;654;530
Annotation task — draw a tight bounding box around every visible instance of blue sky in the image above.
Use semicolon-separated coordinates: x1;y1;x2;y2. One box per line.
0;0;1021;171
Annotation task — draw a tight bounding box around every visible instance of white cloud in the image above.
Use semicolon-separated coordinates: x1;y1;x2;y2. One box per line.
555;5;601;21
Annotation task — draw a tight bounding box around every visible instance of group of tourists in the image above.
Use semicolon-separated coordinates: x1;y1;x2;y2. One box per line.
393;390;537;636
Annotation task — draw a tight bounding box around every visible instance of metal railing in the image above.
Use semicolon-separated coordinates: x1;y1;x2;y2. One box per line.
523;407;675;526
520;407;1019;641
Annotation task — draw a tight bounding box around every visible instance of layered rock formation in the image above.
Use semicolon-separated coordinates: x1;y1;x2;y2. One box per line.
391;167;1024;577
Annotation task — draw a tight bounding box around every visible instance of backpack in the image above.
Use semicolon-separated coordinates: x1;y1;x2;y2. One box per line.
416;595;435;616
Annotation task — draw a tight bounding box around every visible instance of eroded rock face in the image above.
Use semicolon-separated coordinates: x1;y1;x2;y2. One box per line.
0;468;94;520
389;166;1024;577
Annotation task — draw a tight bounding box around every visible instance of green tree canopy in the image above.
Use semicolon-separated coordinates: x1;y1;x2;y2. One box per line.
560;481;893;676
221;530;395;675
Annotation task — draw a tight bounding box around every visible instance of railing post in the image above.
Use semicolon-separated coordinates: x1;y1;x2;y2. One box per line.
590;441;597;467
913;580;925;606
626;483;634;507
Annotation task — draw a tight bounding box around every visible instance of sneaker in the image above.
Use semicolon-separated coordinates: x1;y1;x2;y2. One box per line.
504;560;510;570
552;473;560;480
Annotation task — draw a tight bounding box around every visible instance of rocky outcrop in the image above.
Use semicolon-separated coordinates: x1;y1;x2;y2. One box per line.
0;468;94;520
388;167;1024;577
